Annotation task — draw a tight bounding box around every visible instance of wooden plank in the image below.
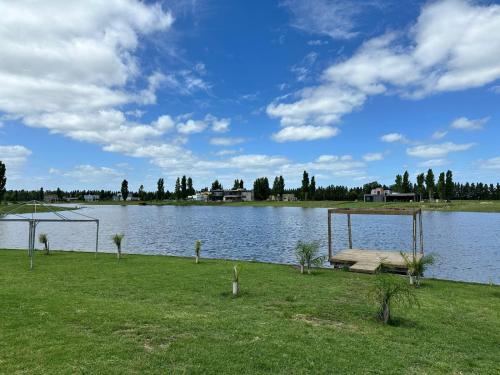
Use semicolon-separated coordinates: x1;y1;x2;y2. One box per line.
328;208;421;216
349;261;380;274
329;249;422;270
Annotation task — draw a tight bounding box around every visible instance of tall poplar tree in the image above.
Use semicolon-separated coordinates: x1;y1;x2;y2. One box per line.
121;180;129;201
445;170;454;200
157;178;165;200
425;169;435;200
301;171;310;200
0;161;6;202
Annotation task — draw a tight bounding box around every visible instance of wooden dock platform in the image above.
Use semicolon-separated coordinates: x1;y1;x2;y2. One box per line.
329;249;421;274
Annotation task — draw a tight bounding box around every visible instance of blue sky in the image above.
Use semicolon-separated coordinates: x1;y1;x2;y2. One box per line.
0;0;499;191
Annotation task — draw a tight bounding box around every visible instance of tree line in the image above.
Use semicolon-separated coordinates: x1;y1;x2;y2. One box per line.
1;160;499;202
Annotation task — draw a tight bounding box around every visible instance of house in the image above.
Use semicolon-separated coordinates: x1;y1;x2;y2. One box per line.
282;193;297;202
364;188;418;202
44;194;59;203
83;194;100;202
222;189;254;202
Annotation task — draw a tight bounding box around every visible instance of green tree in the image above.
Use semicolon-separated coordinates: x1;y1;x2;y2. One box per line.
56;187;63;200
121;180;129;201
187;177;195;196
211;179;222;190
175;177;181;198
39;187;44;201
394;174;403;193
272;176;280;198
402;171;411;193
425;169;435;200
445;170;454;200
233;179;240;190
0;161;7;202
253;177;270;200
301;171;310;200
181;175;187;199
278;176;285;197
416;173;425;201
239;179;244;189
309;176;316;200
157;178;165;200
138;185;145;201
437;172;446;200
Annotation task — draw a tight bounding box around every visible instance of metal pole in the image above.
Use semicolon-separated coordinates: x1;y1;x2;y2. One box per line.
29;220;34;270
419;211;424;254
95;220;99;258
327;211;332;259
347;214;353;249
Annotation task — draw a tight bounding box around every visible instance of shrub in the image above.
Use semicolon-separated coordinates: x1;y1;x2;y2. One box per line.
194;240;202;264
38;233;49;255
112;233;124;260
400;252;435;287
370;274;418;324
295;241;325;274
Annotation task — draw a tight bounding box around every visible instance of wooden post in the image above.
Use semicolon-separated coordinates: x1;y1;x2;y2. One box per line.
347;214;352;249
412;213;417;258
419;211;424;254
328;211;332;259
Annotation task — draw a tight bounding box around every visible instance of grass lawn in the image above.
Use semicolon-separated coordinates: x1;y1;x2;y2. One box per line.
0;204;75;215
79;199;500;213
1;250;498;374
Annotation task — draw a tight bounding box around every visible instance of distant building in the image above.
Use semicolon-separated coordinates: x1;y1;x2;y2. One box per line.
282;193;297;202
364;188;418;202
208;188;254;202
83;194;100;202
44;194;59;203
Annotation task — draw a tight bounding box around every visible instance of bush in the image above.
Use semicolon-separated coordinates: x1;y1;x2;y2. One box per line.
370;274;418;324
38;233;49;255
400;252;435;287
295;241;325;274
112;233;124;260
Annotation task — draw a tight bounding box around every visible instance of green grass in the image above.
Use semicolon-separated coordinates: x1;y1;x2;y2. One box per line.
1;250;498;374
80;199;500;212
0;204;75;215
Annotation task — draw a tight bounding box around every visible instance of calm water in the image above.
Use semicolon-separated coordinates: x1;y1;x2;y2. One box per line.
1;205;499;284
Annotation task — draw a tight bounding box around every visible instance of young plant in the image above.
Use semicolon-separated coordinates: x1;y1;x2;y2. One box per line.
400;252;435;287
112;233;124;260
38;233;50;255
232;265;241;297
194;240;202;264
294;241;325;274
370;274;418;324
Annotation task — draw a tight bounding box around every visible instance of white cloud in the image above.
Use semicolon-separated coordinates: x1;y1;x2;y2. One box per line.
282;0;376;39
478;156;500;170
418;159;449;167
210;137;246;146
152;115;175;132
363;152;384;162
64;165;123;182
269;0;500;129
307;40;328;46
450;116;489;131
380;133;408;143
177;119;207;135
272;125;339;142
431;130;448;140
205;114;231;133
0;145;32;170
407;142;475;158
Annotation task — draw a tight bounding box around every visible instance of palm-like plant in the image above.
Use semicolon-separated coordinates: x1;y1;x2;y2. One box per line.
295;241;325;274
38;233;49;255
112;233;124;260
232;265;241;296
194;240;202;264
400;252;435;287
370;274;418;324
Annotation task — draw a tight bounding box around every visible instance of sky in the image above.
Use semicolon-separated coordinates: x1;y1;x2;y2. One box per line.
0;0;499;191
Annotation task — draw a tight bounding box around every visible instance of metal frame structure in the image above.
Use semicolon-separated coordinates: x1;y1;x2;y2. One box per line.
327;207;424;260
0;200;99;270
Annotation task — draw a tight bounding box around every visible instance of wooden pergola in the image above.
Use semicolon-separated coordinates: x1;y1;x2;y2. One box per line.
327;207;424;273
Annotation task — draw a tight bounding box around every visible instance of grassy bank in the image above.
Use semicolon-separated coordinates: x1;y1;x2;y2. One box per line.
79;199;500;213
0;204;75;215
1;250;498;374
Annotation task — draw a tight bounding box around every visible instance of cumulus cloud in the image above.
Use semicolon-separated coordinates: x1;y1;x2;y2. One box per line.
451;117;489;131
418;159;449;168
478;156;500;170
272;125;340;142
431;130;448;140
363;152;384;162
210;137;246;146
269;0;500;131
64;165;123;181
380;133;408;143
0;145;32;170
407;142;475;159
177;119;208;135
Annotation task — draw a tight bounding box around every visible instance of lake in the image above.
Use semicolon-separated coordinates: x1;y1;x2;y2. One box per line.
1;205;499;284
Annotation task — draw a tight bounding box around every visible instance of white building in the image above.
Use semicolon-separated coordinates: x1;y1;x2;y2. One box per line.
83;194;100;202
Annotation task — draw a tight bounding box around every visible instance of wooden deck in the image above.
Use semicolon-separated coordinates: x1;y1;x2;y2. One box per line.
329;249;421;274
